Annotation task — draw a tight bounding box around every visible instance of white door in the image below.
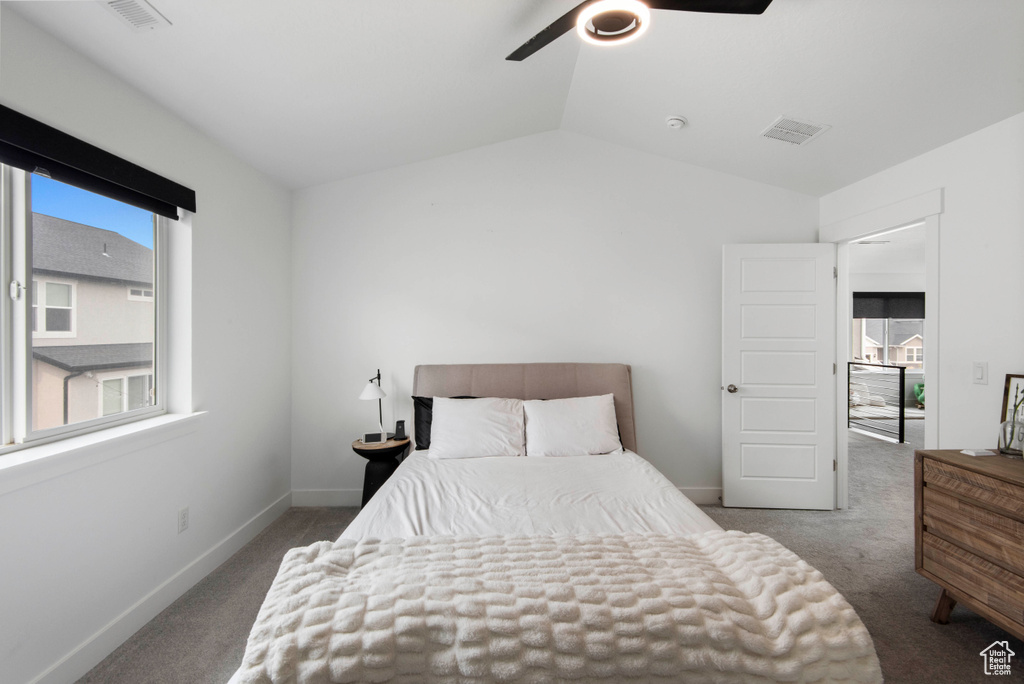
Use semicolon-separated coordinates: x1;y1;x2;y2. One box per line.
722;244;836;510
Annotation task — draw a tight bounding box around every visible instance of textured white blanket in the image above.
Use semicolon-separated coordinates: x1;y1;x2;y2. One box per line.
229;532;882;684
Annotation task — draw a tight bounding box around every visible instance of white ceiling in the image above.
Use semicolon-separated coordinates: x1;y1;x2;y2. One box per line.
7;0;1024;195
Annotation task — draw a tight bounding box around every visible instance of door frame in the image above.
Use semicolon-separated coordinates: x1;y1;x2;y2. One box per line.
820;189;942;509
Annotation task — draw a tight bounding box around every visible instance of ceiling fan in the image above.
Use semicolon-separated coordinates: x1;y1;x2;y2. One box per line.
506;0;774;61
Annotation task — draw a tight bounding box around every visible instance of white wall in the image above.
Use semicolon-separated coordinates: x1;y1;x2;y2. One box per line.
0;9;292;684
821;112;1024;448
848;224;926;292
849;272;926;292
291;131;818;504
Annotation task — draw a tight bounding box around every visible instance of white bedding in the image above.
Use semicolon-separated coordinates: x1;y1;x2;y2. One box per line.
230;449;884;683
341;450;720;540
229;532;883;684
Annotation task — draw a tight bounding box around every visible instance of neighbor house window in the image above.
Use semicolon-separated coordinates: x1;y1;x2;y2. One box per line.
127;287;153;301
101;378;123;416
101;374;153;416
0;104;195;450
32;279;76;335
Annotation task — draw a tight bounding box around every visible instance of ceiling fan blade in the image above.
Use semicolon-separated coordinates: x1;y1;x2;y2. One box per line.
507;0;772;61
646;0;773;14
506;0;596;62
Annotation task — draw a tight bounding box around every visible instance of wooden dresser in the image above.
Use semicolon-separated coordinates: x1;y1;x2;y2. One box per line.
915;449;1024;640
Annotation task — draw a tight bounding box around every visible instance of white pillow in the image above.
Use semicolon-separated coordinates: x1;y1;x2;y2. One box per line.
428;397;525;459
524;394;623;457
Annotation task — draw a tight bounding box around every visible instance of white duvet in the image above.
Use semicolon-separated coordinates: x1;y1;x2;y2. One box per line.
342;450;720;540
229;532;883;684
229;450;882;683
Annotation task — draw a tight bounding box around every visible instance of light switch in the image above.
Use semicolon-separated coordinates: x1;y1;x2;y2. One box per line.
973;362;988;385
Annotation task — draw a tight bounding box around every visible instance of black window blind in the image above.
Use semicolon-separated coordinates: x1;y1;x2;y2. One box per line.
0;104;195;220
853;292;925;319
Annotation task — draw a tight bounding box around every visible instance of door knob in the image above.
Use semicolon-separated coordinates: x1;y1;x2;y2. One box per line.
726;384;738;393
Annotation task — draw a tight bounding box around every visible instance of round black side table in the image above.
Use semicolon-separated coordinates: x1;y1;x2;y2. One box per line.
352;437;411;507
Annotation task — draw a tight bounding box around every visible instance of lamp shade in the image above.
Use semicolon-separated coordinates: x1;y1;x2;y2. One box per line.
359;381;386;401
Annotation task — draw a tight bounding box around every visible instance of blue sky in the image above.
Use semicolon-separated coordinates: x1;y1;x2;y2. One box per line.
32;175;154;249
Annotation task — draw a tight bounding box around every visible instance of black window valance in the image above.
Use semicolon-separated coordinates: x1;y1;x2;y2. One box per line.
0;104;195;220
853;291;925;319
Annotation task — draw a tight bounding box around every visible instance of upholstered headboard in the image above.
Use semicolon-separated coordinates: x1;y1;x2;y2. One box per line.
412;363;637;452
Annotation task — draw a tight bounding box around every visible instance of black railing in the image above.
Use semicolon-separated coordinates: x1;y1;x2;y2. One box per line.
848;362;906;443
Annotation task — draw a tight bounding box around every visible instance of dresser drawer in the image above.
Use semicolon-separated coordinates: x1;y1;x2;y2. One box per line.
916;450;1024;641
923;457;1024;520
922;533;1024;625
922;486;1024;574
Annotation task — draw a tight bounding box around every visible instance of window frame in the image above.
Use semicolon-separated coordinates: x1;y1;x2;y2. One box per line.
0;167;168;451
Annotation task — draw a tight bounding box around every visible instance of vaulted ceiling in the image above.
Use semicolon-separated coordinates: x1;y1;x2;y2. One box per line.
8;0;1024;195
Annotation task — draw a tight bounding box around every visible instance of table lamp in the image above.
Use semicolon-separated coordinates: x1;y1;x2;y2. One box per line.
359;369;388;439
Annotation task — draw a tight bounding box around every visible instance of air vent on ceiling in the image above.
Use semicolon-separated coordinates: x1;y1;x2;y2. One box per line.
99;0;171;32
760;116;831;146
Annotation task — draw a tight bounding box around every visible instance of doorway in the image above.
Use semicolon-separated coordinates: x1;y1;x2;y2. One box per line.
820;189;942;509
848;225;926;448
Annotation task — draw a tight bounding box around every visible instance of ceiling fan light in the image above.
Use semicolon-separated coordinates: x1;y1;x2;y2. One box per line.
576;0;650;47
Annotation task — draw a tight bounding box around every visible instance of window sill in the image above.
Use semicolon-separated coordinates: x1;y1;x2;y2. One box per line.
0;411;206;497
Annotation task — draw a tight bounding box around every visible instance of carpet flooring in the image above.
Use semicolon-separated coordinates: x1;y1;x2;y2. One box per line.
701;422;1023;683
75;507;360;684
78;426;1022;683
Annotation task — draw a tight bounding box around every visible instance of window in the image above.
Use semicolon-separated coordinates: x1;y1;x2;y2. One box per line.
851;292;925;369
0;104;195;450
852;317;925;369
128;287;153;301
1;168;166;444
101;374;153;416
32;279;76;335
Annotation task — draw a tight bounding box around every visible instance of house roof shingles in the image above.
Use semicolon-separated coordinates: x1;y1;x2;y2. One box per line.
32;213;152;286
32;343;152;372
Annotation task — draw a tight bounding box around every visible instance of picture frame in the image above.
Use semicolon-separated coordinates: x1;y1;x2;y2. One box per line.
1000;374;1024;423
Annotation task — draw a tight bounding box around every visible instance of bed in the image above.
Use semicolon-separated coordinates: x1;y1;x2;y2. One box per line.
230;363;882;684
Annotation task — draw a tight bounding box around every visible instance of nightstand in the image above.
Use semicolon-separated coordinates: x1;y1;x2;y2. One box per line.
351;437;411;507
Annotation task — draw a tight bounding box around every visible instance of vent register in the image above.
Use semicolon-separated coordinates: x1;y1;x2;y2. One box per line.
761;116;831;146
99;0;171;31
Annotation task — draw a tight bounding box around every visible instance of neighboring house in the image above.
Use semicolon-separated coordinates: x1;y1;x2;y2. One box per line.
855;319;924;369
30;213;154;431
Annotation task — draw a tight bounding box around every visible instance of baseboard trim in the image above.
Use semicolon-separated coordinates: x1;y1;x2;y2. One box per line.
29;491;292;684
679;487;722;505
291;488;361;507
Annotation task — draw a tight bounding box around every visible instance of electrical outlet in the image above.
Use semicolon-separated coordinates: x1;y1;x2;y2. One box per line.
178;506;189;534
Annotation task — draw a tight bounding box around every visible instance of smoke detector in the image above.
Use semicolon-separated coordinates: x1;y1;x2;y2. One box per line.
760;116;830;146
666;116;688;130
98;0;171;32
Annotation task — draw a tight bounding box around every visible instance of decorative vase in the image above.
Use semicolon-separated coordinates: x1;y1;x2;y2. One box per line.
998;419;1024;458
